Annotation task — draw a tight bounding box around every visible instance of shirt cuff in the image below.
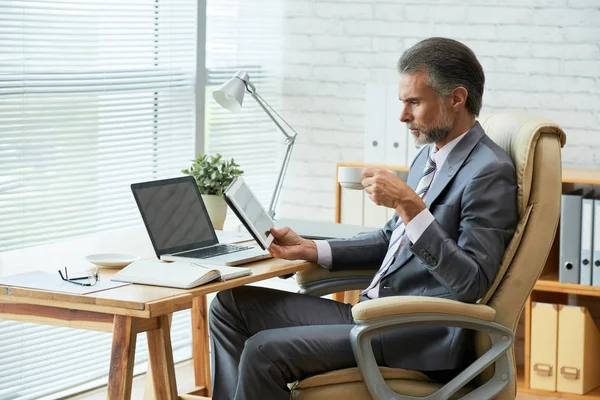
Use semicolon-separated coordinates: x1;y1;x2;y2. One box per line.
405;209;435;244
314;240;333;268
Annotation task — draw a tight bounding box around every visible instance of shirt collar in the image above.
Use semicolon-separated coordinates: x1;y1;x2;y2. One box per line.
429;129;469;169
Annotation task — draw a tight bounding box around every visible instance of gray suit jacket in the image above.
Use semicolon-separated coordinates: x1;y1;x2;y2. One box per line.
327;122;518;371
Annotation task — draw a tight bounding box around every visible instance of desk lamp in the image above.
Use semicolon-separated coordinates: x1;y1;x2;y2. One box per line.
213;71;298;219
213;71;375;242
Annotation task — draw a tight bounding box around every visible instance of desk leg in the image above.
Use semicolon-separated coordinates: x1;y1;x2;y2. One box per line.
108;315;137;400
146;314;178;399
144;314;173;400
192;295;211;397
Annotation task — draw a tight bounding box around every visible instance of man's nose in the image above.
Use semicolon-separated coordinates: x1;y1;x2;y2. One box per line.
400;106;411;123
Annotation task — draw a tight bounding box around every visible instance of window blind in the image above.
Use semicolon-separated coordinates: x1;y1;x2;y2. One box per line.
205;0;283;206
0;0;197;252
0;1;198;398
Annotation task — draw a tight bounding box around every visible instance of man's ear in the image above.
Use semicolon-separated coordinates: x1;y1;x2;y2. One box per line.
449;86;468;112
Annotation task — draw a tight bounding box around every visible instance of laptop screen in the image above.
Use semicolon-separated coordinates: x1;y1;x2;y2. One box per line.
131;176;218;257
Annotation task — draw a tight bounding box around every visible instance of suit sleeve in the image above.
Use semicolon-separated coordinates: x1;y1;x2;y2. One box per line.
324;216;397;271
410;160;518;303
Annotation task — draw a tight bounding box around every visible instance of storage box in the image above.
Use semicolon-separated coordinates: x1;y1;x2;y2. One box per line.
557;305;600;394
530;302;559;391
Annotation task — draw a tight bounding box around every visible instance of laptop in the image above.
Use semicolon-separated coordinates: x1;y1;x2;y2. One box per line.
131;176;271;266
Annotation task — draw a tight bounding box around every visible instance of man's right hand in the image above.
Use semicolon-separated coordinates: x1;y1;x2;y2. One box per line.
268;227;318;263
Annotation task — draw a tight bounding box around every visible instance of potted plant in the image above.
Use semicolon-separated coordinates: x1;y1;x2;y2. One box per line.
182;153;243;230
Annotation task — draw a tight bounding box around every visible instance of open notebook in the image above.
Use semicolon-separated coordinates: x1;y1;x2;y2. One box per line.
111;259;251;289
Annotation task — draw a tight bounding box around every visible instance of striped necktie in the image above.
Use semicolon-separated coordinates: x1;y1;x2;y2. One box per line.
361;146;438;298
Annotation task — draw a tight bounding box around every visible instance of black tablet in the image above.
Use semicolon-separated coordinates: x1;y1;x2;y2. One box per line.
223;177;275;250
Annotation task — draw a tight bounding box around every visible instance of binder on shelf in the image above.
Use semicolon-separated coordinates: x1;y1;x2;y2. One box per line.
384;85;408;167
593;199;600;286
579;198;594;285
530;302;559;391
559;190;584;284
364;84;386;164
556;305;600;394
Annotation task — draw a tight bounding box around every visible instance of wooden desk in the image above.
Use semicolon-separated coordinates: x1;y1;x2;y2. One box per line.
0;257;313;400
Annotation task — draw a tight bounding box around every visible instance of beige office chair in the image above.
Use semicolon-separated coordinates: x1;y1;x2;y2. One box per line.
291;113;566;400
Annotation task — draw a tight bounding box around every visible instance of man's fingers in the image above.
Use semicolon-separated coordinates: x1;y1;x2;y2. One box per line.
268;243;283;258
361;177;374;188
362;167;376;177
368;192;379;205
269;226;289;239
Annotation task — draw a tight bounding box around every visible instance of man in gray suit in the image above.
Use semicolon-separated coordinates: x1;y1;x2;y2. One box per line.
209;37;518;400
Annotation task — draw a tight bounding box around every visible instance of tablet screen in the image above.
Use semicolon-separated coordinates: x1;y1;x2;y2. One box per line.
224;177;274;249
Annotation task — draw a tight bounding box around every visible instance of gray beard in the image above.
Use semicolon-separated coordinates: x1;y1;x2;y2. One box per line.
414;124;452;145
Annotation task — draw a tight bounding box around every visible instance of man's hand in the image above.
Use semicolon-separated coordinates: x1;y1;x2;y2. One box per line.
268;227;318;263
361;168;426;224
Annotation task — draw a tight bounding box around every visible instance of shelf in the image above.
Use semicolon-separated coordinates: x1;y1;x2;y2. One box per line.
519;364;600;399
562;168;600;185
519;384;600;399
534;273;600;297
335;165;600;183
336;162;409;172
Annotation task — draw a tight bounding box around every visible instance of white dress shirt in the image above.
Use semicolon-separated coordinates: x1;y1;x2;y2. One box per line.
315;130;469;271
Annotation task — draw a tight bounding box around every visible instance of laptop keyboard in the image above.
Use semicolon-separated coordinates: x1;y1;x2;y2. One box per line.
176;244;254;259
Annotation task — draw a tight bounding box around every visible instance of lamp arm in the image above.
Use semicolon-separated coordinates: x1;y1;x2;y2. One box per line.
268;135;295;219
250;91;297;140
249;90;297;219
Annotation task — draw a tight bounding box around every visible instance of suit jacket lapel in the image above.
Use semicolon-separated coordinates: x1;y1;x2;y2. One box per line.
406;147;428;190
387;240;414;274
382;122;486;278
424;122;485;208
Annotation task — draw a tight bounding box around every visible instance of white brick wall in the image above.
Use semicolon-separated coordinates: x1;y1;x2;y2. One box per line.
275;0;600;222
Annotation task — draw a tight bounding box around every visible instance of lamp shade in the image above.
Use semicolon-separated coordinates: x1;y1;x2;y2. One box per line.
213;71;250;112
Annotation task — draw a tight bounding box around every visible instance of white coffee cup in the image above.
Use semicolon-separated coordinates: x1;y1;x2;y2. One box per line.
337;167;365;190
338;167;409;190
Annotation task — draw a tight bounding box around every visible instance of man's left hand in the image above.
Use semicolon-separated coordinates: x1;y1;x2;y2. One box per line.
362;168;426;224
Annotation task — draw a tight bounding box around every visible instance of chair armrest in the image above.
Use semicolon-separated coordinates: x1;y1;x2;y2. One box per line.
349;298;511;400
296;264;377;284
352;295;496;322
296;264;376;296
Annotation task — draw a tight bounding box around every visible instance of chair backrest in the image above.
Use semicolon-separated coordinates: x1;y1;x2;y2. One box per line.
475;113;566;398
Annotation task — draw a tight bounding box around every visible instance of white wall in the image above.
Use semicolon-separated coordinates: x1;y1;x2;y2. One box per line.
275;0;600;222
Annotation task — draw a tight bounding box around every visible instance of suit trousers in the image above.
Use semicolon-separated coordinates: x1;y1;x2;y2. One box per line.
209;285;386;400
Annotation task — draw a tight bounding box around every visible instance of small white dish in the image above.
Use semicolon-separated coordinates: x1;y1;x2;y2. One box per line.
339;181;365;190
85;254;139;268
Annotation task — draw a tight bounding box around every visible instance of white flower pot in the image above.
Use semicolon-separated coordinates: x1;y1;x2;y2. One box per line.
201;194;227;230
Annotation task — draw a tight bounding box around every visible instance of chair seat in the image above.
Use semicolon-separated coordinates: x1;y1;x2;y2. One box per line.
290;367;475;400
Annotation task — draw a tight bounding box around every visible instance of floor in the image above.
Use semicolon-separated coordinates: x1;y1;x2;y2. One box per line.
65;359;567;400
65;360;197;400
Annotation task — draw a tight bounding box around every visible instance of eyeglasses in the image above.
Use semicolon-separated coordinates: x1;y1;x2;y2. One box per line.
58;267;99;286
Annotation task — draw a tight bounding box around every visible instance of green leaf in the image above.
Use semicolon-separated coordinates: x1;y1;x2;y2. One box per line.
183;152;244;195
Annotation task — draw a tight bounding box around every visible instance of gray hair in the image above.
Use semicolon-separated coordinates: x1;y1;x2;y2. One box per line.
397;37;485;116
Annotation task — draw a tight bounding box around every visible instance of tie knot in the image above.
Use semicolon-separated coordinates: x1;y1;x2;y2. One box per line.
415;147;437;198
422;150;437;177
427;149;437;169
